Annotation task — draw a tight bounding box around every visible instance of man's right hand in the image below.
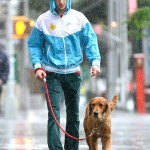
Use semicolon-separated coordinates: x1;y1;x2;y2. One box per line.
35;69;46;81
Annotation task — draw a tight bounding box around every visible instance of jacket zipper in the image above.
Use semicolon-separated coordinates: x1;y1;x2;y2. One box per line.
47;46;50;63
54;14;67;74
60;17;67;74
63;38;67;74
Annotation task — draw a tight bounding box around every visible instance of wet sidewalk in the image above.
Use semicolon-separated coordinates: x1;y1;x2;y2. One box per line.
0;94;150;150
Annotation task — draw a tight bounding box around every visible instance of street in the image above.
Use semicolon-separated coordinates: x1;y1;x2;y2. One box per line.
0;94;150;150
0;0;150;149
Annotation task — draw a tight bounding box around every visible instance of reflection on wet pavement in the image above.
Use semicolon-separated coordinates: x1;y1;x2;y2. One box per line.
0;110;48;150
0;102;150;150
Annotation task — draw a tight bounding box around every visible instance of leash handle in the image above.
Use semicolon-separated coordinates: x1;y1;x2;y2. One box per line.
43;77;46;82
42;74;46;82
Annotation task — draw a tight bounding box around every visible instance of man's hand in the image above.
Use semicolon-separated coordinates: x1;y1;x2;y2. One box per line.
35;69;46;80
90;66;101;77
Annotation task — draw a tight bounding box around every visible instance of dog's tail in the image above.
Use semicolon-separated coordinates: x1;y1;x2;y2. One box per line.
110;95;118;112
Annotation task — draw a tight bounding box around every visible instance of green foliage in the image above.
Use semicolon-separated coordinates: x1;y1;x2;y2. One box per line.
128;7;150;39
29;0;49;12
76;0;107;24
28;0;107;24
137;0;150;8
29;0;49;18
128;1;150;53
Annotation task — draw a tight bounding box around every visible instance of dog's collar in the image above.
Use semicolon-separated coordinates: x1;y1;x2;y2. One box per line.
90;112;109;136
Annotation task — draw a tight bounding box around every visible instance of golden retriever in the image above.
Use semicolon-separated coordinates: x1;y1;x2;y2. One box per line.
83;95;118;150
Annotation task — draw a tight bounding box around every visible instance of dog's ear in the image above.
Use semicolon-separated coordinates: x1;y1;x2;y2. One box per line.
88;102;93;116
105;102;111;116
86;99;93;116
109;95;118;112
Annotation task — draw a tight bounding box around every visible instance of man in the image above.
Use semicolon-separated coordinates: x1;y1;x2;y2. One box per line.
28;0;101;149
0;45;9;114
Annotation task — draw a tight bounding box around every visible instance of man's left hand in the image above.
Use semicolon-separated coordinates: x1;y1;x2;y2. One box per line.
90;66;101;77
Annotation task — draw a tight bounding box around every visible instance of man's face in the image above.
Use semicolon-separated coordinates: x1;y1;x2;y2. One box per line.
55;0;67;11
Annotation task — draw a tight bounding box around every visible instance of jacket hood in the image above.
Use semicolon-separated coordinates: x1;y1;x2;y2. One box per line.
50;0;71;14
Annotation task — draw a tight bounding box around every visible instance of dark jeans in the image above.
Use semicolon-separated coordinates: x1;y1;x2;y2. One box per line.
46;72;81;150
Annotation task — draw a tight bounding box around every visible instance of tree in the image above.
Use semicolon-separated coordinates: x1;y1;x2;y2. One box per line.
127;4;150;69
128;7;150;40
74;0;108;24
28;0;108;25
127;0;150;54
138;0;150;8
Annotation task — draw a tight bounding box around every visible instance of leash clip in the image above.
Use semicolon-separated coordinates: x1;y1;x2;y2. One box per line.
90;128;97;136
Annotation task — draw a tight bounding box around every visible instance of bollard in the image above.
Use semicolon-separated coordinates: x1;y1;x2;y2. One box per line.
133;53;146;113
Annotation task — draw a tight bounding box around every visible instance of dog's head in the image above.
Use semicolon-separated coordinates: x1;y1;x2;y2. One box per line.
88;97;109;119
87;95;118;119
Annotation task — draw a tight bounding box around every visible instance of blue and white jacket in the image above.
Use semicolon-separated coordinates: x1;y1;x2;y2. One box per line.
28;0;101;74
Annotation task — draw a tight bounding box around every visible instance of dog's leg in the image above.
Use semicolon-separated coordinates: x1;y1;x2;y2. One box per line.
86;133;91;150
86;138;92;150
90;136;98;150
84;119;92;149
101;137;111;150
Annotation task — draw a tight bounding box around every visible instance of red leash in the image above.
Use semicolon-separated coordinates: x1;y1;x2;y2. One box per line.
43;77;92;141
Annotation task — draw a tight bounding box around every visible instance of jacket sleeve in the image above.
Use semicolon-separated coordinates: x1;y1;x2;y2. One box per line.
81;15;101;67
28;17;45;69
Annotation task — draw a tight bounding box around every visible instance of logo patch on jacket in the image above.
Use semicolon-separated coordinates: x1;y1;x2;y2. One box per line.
49;23;56;31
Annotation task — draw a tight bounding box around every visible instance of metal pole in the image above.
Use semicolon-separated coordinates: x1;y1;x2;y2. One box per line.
107;0;128;106
4;0;18;118
23;0;30;111
18;0;30;111
107;0;116;100
119;0;128;107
